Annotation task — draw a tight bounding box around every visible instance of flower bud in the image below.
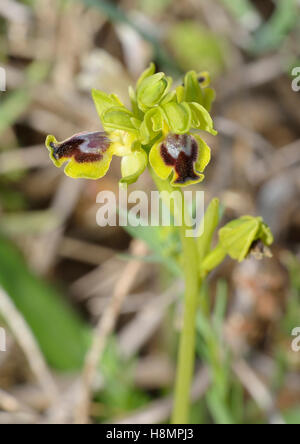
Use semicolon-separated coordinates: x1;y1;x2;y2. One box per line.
219;216;273;262
137;73;171;112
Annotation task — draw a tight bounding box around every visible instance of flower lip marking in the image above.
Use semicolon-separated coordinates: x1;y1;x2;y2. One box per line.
160;134;200;184
50;131;111;164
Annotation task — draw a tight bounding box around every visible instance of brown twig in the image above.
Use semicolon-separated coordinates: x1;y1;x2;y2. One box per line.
74;239;148;424
58;237;117;266
232;359;285;425
220;54;288;100
29;175;85;274
0;145;49;175
118;281;182;359
0;287;58;404
0;0;31;24
0;388;36;420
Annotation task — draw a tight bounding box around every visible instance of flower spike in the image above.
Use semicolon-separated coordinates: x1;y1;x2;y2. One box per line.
46;63;217;186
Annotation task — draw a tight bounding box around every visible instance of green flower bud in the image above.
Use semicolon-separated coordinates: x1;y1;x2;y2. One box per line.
197;198;221;262
219;216;273;262
200;216;274;275
136;62;156;88
137;73;172;112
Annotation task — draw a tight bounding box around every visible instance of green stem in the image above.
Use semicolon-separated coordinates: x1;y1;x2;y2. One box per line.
172;224;200;424
149;168;200;424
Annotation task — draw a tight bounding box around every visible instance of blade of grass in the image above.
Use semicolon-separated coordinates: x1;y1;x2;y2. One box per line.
0;61;50;137
0;235;91;371
250;0;298;54
212;279;228;336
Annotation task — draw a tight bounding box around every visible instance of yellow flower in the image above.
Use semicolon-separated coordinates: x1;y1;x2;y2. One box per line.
45;64;217;186
46;130;146;182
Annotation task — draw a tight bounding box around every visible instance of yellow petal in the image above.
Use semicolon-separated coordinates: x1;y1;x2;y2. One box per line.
149;141;173;180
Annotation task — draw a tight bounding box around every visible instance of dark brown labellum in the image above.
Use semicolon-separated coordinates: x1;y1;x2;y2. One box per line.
50;132;111;164
160;134;200;184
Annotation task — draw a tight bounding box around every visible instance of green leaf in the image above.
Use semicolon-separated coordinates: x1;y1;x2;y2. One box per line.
206;389;235;425
197;198;220;262
0;90;31;136
220;0;261;30
212;280;228;335
200;244;227;275
92;89;123;118
282;406;300;425
0;61;50;136
0;235;90;371
250;0;298;54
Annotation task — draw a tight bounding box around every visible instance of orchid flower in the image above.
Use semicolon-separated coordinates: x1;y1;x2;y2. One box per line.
46;64;216;187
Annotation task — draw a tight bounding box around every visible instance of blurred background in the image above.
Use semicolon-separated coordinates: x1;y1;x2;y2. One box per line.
0;0;300;425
